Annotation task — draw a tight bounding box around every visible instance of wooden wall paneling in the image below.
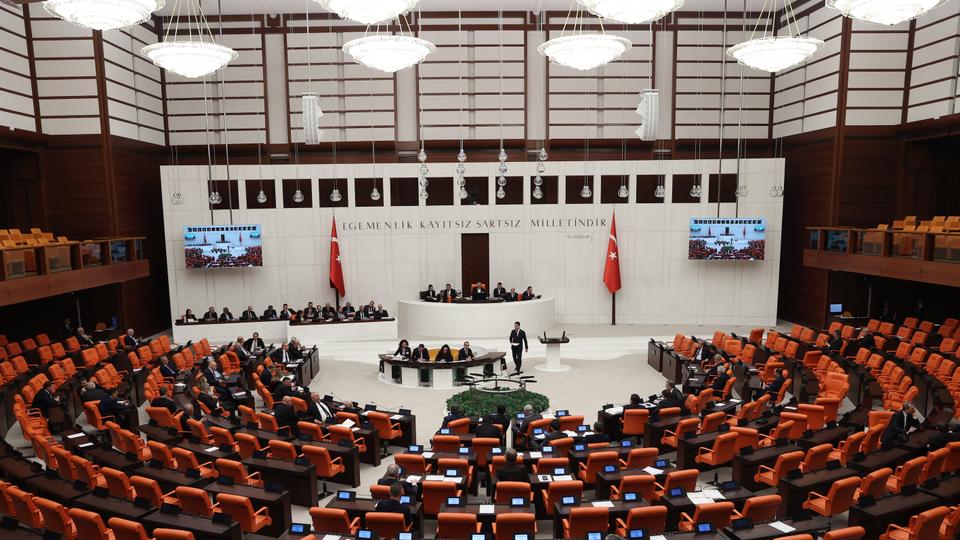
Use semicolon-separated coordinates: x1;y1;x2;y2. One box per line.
390;177;419;206
424;177;453;206
0;149;44;230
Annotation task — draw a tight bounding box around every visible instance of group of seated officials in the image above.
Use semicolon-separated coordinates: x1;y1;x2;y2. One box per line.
423;282;540;302
180;300;390;323
393;339;477;362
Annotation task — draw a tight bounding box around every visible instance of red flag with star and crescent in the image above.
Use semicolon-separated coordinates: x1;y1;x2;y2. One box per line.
604;213;622;294
329;218;345;298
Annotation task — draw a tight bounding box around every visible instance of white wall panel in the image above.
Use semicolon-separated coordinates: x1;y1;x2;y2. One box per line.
0;3;34;132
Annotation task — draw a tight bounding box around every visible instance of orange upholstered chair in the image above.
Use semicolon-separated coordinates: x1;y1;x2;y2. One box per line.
879;505;950;540
493;513;535;540
494;482;533;504
542;481;583;516
130;476;178;508
216;493;272;533
214;459;262;487
653;469;698;501
578;451;618;485
800;444;833;473
108;517;151;540
802;476;860;517
431;435;460;452
36;497;77;540
422;480;461;515
172;448;217;479
365;512;412;539
661;418;698;448
310;507;360;535
695;431;738;467
394;453;431;475
755;451;803;487
828;431;865;466
855;468;892;503
615;506;668;535
68;508;114;540
886;456;926;494
620;447;658;469
621;409;649;438
562;507;609;539
175;486;219;517
102;467;136;500
678;501;735;532
824;527;866;540
734;495;781;523
609;474;655;501
437;513;481;538
302;445;346;480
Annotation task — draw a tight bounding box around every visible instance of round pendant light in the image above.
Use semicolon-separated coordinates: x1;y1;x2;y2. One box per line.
43;0;164;31
343;34;436;74
576;0;683;24
317;0;419;25
727;36;823;73
826;0;951;25
538;33;631;71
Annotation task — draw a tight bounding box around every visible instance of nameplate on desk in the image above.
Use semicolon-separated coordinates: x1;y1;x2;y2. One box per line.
528;452;542;459
591;501;615;508
768;522;796;534
78;442;94;448
204;446;220;453
391;414;404;420
479;504;495;514
553;474;574;481
536;474;552;483
66;433;85;439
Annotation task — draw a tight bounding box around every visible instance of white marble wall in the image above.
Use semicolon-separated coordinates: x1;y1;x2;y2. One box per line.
161;158;784;328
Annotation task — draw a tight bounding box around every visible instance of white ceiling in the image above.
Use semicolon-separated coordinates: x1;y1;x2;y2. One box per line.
170;0;774;17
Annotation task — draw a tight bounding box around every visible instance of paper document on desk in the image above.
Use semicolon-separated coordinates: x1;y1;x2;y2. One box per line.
479;505;495;514
322;535;340;540
702;489;724;499
422;452;435;459
78;442;94;448
605;406;624;415
205;447;220;453
563;430;577;437
542;413;555;419
591;501;615;508
687;493;714;505
729;398;742;403
641;466;663;475
340;419;355;428
425;475;444;481
405;475;422;484
443;477;462;483
651;536;667;540
537;475;553;483
391;414;404;420
769;522;796;533
528;452;542;459
554;474;574;482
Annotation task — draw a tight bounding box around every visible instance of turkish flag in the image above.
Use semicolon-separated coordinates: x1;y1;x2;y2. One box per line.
329;218;345;298
603;213;622;294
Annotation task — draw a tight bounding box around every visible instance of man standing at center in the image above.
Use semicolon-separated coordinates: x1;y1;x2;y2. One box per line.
509;321;528;374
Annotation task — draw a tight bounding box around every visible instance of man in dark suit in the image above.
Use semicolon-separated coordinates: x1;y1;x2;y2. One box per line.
882;402;921;449
521;286;536;300
80;382;110;403
439;284;457;303
75;327;95;347
202;307;218;321
178;402;202;431
158;355;178;379
424;285;437;301
711;365;731;393
231;339;250;364
457;341;475;361
33;381;60;419
847;331;874;358
509;321;528;373
321;303;337;319
495;449;528;483
122;328;139;349
475;416;502;440
377;464;417;496
93;387;131;428
515;404;542;437
151;386;178;414
362;301;377;318
303;302;319;320
275;379;302;401
243;332;265;352
278;304;293;319
288;338;305;360
584;422;611;445
534;419;566;448
374;483;412;524
375;304;389;319
493;282;507;298
765;368;787;401
488;405;509;429
471;283;488;300
273;397;300;436
826;330;844;352
303;393;335;423
240;305;258;321
61;318;74;340
341;302;356;319
270;343;295;365
219;307;235;321
441;406;465;428
204;359;228;390
262;305;278;319
659;382;685;409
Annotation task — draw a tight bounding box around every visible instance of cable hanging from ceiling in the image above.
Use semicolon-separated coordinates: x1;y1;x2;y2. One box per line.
142;0;237;79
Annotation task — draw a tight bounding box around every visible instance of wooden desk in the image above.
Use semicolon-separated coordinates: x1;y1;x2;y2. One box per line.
438;502;533;530
731;444;802;492
594;466;677;500
243;456;319;507
23;473;91;502
568;445;633;468
142;510;242;540
0;456;44;483
72;492;153;521
846;447;914;474
661;488;754;529
661;350;686;384
794;425;852;450
0;524;44;540
919;474;960;503
551;500;647;539
648;340;664;372
723;517;830;540
777;467;856;516
138;423;183;445
327;497;424;533
205;481;292;538
130;464;210;493
294;439;361;487
676;432;721;470
645;414;697;452
176;440;241;463
61;432;143;472
847;491;941;539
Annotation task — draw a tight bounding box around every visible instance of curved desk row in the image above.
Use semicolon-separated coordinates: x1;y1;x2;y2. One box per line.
173;317;398;345
379;352;507;389
398;297;557;338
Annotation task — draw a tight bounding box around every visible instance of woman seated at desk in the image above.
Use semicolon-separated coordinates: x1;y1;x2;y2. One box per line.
435;344;454;362
395;339;411;358
181;309;197;323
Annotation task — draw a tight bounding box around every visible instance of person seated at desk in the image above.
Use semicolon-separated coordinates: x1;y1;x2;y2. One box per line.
493;282;506;298
395;340;412;359
75;326;95;348
273;396;300;436
374;483;412;525
423;284;437;301
219;307;235;322
658;381;685;410
711;364;731;392
260;363;283;393
847;330;875;358
229;338;251;364
196;382;224;415
438;284;457;303
80;381;109;403
270;342;296;365
202;307;218;322
33;381;60;420
204;359;229;390
503;288;519;302
182;309;198;323
378;464;417;496
275;379;304;401
475;415;502;440
521;286;537;301
375;304;389;319
471;283;488;300
304;393;335;423
412;344;430;361
178;402;202;431
764;368;787;401
623;394;643;410
826;329;844;352
341;302;357;319
244;332;265;354
584;422;611;445
303;302;320;320
533;419;566;449
157;356;179;379
240;305;258;321
321;303;337;320
457;341;475;361
882;402;922;449
289;338;305;360
515;404;542;439
262;305;278;320
496;449;528;483
61;318;74;340
123;328;140;349
488;404;509;429
85;385;132;428
435;344;454;363
279;304;293;319
362;301;377;318
442;405;465;428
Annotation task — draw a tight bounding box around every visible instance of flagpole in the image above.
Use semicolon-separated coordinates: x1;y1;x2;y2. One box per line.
611;292;616;326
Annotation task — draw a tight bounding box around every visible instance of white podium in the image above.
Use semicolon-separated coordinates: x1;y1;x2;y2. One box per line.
534;336;571;372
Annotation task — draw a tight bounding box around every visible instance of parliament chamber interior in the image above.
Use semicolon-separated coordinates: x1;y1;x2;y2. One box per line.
2;0;960;539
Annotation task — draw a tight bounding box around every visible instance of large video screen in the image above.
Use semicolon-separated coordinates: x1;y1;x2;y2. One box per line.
689;218;766;261
184;225;262;268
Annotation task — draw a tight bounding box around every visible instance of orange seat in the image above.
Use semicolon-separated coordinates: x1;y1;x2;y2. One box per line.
36;497;77;540
828;431;865;466
800;444;833;473
695;431;738;467
431;434;460;453
493;513;536;540
653;469;698;501
755;451;803;487
8;485;44;528
802;476;860;517
661;418;698;448
879;505;951;540
172;448;217;479
328;425;367;453
824;527;866;540
494;481;533;504
310;507;360;535
734;494;781;523
365;512;412;539
108;517;151;540
214;458;262;487
437;512;481;539
130;476;179;509
216;493;272;533
621;409;649;438
542;480;584;516
102;467;136;500
886;456;926;494
620;447;658;469
562;507;609;539
422;480;461;515
615;506;668;535
302;444;346;479
609;474;655;501
175;486;219;517
578;451;618;485
678;501;734;532
855;467;892;503
267;440;300;461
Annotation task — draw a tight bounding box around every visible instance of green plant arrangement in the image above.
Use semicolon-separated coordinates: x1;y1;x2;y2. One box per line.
445;389;550;417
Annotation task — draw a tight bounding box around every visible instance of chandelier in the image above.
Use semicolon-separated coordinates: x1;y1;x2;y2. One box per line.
727;0;822;73
576;0;683;24
344;33;435;73
826;0;950;25
317;0;419;25
538;2;631;71
141;0;236;79
44;0;163;31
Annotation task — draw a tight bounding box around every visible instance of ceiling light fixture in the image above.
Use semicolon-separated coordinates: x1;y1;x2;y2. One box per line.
44;0;163;31
726;0;822;73
576;0;683;24
317;0;418;25
141;0;236;79
538;1;631;71
826;0;950;26
343;13;435;74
